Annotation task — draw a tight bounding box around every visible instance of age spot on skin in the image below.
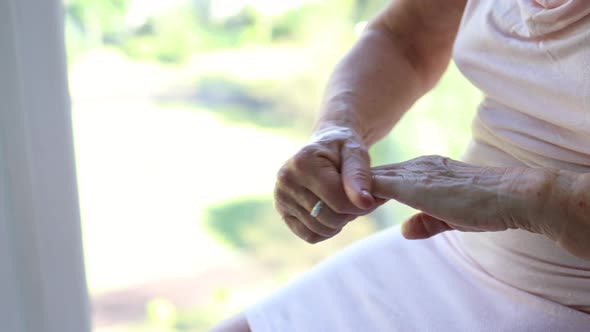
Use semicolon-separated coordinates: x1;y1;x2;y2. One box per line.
578;201;586;208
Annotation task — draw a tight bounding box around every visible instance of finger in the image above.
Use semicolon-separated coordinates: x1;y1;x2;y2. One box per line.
278;164;365;219
280;182;358;228
285;148;368;216
372;173;421;207
371;173;443;213
372;158;507;232
275;189;343;237
371;160;406;172
401;212;454;240
304;201;356;231
283;215;329;244
294;165;369;216
340;141;375;210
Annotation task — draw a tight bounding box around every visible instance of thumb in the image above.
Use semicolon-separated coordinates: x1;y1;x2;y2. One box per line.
340;142;375;210
401;212;453;240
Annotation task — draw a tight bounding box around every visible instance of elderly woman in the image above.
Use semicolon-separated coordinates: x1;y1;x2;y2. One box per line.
212;0;590;331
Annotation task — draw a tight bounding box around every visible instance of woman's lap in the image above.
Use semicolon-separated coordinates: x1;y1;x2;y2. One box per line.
244;225;590;331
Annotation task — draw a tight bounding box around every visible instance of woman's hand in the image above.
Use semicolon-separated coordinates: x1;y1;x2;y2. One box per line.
274;126;380;243
371;155;520;237
371;155;590;261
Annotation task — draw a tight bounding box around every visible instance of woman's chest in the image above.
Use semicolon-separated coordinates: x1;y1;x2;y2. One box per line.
453;0;590;133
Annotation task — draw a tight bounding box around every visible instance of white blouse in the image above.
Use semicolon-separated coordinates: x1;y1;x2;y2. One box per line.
454;0;590;312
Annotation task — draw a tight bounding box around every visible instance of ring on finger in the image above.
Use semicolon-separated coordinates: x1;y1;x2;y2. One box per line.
310;200;324;218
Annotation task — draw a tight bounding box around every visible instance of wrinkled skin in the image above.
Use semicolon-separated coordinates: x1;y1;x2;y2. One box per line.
276;141;590;261
371;155;520;236
371;155;590;261
274;126;385;243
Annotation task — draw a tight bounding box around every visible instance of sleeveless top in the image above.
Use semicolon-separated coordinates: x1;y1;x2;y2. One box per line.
453;0;590;312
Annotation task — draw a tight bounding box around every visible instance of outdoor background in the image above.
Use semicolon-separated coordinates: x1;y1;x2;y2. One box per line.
63;0;481;331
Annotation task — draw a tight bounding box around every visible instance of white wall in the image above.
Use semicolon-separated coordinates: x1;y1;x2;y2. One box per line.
0;0;91;331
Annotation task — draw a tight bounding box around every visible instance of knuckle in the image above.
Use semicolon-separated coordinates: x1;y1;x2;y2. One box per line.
417;155;433;166
292;143;338;174
274;200;289;217
300;144;320;157
418;173;434;185
291;146;316;172
343;147;371;164
420;155;453;173
417;155;439;166
438;155;452;168
290;156;306;173
329;201;349;215
348;141;369;154
426;154;443;160
276;166;291;186
344;168;371;182
273;185;286;201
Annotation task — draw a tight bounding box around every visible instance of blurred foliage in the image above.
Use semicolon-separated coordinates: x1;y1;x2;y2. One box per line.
192;76;275;120
204;198;283;251
65;0;388;63
204;197;377;271
168;74;321;134
65;0;129;41
121;8;201;63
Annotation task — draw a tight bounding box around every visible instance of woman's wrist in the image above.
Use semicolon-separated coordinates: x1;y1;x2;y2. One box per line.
546;170;590;260
312;102;368;145
502;167;565;235
506;167;590;260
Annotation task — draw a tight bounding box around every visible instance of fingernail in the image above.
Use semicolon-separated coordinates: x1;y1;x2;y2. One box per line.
361;189;374;209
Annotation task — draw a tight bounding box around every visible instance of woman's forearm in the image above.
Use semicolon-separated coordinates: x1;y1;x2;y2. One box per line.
314;0;467;146
544;170;590;260
507;168;590;260
314;27;425;146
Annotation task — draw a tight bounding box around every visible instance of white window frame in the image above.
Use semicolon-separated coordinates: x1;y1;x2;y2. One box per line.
0;0;90;331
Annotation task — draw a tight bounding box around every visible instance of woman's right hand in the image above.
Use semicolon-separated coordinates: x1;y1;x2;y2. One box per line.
274;126;379;243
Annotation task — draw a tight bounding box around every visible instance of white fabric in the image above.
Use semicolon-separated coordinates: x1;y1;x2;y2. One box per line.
245;227;590;331
454;0;590;311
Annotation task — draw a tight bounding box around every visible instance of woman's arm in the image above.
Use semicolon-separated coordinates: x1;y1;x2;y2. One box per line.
317;0;467;145
514;169;590;261
274;0;467;243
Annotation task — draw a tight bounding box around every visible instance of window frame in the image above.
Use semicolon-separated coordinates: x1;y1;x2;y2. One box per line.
0;0;90;330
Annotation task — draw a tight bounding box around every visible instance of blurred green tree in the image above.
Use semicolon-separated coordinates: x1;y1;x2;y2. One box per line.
65;0;389;63
65;0;130;44
354;0;388;21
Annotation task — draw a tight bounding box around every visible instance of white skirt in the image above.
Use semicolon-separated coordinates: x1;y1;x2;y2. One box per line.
244;225;590;331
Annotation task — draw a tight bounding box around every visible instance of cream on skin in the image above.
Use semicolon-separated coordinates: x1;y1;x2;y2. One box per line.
371;155;590;261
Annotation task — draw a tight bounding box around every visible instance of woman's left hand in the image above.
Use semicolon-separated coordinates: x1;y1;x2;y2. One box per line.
371;155;590;261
